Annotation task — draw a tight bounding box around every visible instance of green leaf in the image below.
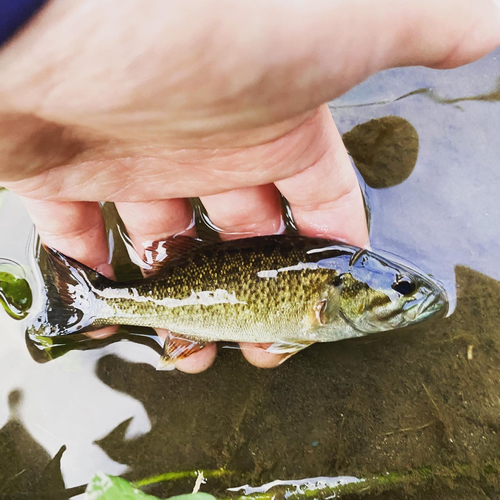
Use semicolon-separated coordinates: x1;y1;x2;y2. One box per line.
86;473;159;499
169;495;216;500
86;473;216;500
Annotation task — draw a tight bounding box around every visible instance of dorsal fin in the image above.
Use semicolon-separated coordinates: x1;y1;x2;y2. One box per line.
142;236;209;275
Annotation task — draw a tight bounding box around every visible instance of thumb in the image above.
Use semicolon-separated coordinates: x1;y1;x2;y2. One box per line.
248;0;500;120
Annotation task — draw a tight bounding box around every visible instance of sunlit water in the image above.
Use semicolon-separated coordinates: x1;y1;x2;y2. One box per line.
0;48;499;499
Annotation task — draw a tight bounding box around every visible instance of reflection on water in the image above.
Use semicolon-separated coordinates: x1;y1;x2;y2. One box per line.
332;76;500;109
26;329;163;365
0;48;498;499
228;476;362;496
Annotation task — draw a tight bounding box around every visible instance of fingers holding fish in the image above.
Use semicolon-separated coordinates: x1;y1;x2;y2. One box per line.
275;105;369;249
240;342;286;369
200;185;284;240
20;198;114;278
20;107;367;373
115;198;217;373
114;199;196;256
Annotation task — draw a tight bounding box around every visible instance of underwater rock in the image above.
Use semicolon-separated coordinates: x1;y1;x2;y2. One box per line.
342;116;419;189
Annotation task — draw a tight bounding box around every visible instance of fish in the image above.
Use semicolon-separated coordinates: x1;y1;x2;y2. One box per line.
28;235;448;369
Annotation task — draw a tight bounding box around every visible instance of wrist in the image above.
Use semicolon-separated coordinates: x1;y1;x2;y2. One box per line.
0;0;62;115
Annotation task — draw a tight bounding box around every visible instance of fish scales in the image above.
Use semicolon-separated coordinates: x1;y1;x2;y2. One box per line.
92;237;346;343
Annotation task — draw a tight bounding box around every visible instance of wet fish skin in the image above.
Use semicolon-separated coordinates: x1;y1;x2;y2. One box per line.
29;235;448;346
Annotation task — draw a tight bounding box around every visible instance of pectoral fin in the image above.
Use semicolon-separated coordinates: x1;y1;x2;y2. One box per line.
265;340;314;363
157;333;207;371
304;284;342;329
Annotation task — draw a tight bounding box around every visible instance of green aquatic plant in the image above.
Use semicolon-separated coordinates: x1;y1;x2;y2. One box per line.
86;472;218;500
134;469;229;488
84;458;500;500
0;261;32;320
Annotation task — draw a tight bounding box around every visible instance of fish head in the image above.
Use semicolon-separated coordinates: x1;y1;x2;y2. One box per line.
327;249;448;334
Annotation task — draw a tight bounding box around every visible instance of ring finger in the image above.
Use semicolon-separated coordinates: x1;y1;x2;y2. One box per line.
115;198;218;374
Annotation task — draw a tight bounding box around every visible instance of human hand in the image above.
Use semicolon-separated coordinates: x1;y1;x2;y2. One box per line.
0;0;498;372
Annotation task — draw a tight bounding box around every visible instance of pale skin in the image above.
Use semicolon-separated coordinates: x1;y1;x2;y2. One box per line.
0;0;498;372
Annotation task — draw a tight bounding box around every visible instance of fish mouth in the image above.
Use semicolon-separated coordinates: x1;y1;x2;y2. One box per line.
419;292;442;317
428;281;449;318
404;287;448;323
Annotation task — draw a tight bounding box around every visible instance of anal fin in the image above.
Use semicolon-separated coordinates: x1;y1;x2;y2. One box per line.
157;333;207;371
266;340;314;364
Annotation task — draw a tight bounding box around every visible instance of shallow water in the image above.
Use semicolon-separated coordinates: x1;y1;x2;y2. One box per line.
0;48;499;499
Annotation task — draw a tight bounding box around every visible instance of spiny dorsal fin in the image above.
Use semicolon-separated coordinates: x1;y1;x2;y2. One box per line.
143;236;210;275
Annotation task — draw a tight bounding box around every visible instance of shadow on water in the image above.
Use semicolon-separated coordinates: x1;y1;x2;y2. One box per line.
0;390;82;499
90;264;500;499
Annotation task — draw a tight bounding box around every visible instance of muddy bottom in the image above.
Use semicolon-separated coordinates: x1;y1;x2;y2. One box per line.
84;265;499;499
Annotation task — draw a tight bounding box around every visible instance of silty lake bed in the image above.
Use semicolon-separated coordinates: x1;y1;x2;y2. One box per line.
0;47;499;499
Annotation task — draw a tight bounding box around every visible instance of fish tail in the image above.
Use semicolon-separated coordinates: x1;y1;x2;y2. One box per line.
30;247;112;337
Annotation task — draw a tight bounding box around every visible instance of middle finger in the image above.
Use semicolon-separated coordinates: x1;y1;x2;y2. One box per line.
115;198;218;373
201;184;286;368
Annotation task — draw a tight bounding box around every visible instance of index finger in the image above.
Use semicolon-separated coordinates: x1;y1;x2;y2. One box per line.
275;104;369;248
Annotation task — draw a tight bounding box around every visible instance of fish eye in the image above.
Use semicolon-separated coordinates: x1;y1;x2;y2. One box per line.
392;275;416;295
332;274;343;287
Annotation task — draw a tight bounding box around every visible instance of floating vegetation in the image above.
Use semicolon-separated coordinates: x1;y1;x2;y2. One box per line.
0;259;32;319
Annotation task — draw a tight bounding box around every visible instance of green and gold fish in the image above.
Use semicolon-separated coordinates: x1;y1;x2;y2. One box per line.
29;235;448;368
